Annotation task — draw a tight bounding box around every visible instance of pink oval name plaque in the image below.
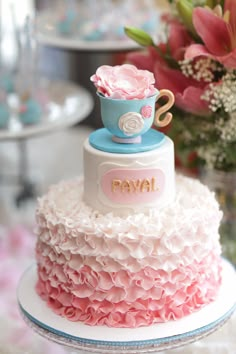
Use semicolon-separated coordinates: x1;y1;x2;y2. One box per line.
101;168;165;204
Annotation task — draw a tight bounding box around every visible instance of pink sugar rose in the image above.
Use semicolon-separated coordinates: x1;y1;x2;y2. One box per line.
90;64;157;100
141;105;152;118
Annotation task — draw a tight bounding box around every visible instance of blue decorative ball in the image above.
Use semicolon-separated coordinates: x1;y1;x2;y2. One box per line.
19;98;42;125
0;74;14;94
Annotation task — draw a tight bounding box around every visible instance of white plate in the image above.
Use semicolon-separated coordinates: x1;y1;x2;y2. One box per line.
18;259;236;353
0;80;93;141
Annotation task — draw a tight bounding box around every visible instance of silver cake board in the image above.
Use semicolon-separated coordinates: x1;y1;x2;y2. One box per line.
17;259;236;353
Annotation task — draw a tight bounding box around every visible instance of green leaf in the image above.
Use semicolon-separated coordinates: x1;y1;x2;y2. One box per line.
124;27;154;47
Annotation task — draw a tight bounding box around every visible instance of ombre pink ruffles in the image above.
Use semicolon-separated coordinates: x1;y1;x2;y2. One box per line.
36;252;221;327
35;175;222;327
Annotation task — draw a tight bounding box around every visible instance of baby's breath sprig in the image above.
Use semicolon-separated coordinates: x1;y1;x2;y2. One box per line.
179;58;224;82
197;144;227;170
169;109;236;171
202;71;236;113
215;112;236;143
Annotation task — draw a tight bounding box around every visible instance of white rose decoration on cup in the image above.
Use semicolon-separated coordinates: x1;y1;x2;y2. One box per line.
118;112;144;136
90;64;175;144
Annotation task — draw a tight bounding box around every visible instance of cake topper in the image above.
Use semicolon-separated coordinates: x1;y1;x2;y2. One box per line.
91;64;174;144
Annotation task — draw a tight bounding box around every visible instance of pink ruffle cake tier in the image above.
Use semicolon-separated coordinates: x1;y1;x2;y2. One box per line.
35;175;222;328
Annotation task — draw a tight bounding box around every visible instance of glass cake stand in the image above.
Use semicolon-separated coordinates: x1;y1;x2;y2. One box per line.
0;79;93;205
17;259;236;354
0;79;93;141
36;24;140;52
35;11;151;52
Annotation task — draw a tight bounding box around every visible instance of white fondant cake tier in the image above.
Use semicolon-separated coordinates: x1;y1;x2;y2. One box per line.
35;175;223;328
83;136;175;216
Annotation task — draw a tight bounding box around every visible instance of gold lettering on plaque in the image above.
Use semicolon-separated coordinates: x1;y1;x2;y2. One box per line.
132;179;142;192
151;177;158;191
111;177;158;193
121;180;131;193
140;178;151;192
112;179;121;192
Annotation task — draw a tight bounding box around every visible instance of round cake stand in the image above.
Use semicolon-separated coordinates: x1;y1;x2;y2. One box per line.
35;11;151;52
0;79;93;205
36;29;140;53
18;259;236;353
0;79;93;141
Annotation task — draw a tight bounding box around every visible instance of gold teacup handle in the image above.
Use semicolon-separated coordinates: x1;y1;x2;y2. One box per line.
155;89;175;127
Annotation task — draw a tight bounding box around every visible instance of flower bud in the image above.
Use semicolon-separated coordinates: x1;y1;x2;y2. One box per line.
205;0;215;8
124;27;154;47
176;0;197;37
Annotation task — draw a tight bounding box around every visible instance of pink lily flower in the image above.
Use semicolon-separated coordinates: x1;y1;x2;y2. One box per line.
154;65;210;115
185;0;236;68
127;21;210;116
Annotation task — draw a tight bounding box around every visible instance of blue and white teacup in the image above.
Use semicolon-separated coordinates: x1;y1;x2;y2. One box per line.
98;89;174;143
